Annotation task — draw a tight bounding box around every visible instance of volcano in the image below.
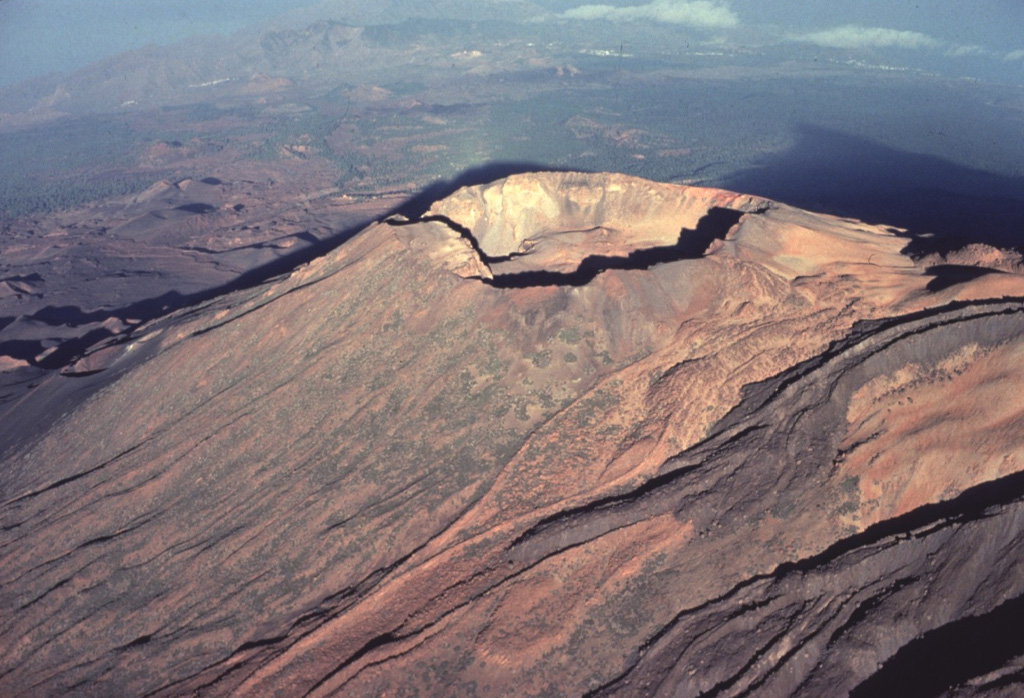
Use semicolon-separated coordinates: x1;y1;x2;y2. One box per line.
3;172;1024;697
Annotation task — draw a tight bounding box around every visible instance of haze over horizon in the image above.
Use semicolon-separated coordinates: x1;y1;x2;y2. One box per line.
2;0;1023;88
5;1;1024;696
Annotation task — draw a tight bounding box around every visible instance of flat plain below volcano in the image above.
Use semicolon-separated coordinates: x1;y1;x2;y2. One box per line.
2;172;1024;697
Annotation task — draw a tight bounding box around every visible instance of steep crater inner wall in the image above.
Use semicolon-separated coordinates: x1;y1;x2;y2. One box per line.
415;172;766;286
428;172;757;257
481;206;746;288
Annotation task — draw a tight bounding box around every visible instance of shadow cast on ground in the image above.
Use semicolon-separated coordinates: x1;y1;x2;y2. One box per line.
11;141;1023;372
725;125;1024;257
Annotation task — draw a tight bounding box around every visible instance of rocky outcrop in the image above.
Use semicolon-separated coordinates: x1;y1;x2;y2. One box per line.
1;172;1023;697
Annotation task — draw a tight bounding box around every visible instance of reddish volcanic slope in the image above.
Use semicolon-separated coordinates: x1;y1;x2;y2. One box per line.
2;172;1024;697
0;161;401;407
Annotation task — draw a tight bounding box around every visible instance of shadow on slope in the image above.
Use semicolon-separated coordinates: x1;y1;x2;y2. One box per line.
725;125;1024;257
925;265;1005;292
850;589;1024;698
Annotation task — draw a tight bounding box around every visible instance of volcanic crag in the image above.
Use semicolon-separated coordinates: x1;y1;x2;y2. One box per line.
2;172;1024;697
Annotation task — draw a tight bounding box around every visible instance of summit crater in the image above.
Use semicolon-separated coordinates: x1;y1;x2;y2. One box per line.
1;172;1024;697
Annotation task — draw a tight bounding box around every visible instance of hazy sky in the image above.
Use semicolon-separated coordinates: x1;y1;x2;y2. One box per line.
0;0;316;86
1;0;1022;87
